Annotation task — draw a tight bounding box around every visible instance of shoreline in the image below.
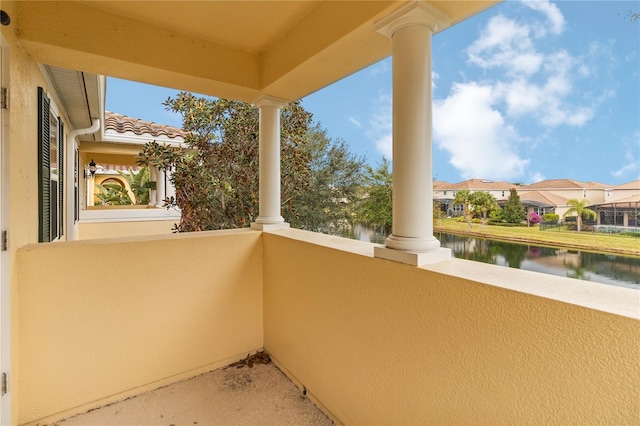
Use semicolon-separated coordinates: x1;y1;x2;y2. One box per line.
433;225;640;258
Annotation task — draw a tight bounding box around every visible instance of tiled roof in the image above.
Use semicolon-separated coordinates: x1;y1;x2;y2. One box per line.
439;179;515;191
519;191;569;207
104;111;185;139
613;180;640;190
524;179;608;189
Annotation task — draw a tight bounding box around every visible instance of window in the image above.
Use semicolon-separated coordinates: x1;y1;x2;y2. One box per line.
38;87;64;242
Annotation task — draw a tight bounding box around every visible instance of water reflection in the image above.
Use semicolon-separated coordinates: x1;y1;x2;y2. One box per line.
437;232;639;289
347;225;640;289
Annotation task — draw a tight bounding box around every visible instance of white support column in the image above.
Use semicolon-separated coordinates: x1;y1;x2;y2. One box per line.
251;96;290;231
156;168;166;207
148;167;157;206
374;2;451;266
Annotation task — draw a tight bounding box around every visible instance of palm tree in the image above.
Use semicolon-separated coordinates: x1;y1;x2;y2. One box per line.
117;167;150;205
563;198;597;232
453;189;473;228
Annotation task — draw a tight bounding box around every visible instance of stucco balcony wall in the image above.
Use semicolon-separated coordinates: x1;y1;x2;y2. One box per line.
263;229;640;424
15;228;639;425
16;229;263;425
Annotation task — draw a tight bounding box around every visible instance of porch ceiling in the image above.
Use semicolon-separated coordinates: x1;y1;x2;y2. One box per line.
11;0;499;102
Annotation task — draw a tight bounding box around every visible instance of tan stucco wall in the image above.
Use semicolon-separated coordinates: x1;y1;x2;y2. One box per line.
78;219;177;240
3;13;77;422
17;229;263;425
263;230;640;424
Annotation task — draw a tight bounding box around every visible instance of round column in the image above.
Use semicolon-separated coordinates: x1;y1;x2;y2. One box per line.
156;168;166;207
376;3;449;253
251;96;289;229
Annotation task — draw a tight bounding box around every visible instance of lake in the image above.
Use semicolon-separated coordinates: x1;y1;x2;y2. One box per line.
349;225;640;289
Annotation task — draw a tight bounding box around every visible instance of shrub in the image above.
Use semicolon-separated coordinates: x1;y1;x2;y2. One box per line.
528;212;541;224
542;213;559;222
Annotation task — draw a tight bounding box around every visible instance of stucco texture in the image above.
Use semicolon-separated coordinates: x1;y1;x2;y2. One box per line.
263;229;640;424
17;230;263;425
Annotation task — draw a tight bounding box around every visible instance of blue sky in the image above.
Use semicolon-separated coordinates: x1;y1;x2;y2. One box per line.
106;0;640;186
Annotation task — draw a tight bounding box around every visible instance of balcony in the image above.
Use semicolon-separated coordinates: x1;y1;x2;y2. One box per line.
16;228;639;425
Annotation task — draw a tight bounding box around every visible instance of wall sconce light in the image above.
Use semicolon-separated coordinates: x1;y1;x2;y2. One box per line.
87;159;96;178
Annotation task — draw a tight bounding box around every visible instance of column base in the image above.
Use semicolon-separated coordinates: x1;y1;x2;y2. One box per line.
250;221;290;231
374;246;452;266
384;234;442;252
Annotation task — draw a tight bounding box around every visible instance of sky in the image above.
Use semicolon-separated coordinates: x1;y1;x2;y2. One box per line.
106;0;640;186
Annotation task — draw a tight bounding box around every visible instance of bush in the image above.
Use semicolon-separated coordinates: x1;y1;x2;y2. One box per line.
542;213;559;222
528;212;541;224
489;221;526;227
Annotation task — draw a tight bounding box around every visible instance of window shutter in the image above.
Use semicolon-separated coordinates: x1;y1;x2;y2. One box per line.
59;120;64;237
38;87;51;242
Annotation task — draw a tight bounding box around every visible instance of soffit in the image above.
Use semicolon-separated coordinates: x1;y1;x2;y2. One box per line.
42;64;102;140
14;1;500;102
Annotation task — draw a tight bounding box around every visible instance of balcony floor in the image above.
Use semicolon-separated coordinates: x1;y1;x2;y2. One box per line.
55;361;333;425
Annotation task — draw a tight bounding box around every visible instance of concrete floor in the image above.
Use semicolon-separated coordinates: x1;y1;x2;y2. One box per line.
55;363;333;426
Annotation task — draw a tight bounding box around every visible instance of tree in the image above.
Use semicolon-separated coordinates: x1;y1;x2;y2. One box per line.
358;158;392;235
291;124;366;234
137;92;366;233
563;198;597;232
453;189;473;228
137;93;313;231
527;211;541;226
503;188;526;224
469;191;499;226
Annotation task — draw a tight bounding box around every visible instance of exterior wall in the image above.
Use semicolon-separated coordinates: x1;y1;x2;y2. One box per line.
78;219;178;239
263;229;640;425
17;229;263;425
3;11;76;422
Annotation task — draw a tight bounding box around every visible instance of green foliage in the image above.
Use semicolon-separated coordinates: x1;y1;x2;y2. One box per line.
117;167;150;205
563;198;597;232
453;189;473;228
469;191;499;226
136;93;313;231
503;188;526;224
292;124;366;234
542;213;559;222
137;92;366;233
95;182;132;206
358;158;392;234
489;209;504;222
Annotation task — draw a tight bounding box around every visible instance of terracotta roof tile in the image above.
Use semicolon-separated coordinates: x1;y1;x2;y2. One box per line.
105;111;185;139
524;179;608;189
613;180;640;190
519;191;569;207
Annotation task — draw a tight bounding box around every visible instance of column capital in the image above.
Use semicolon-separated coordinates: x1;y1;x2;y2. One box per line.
375;1;450;38
252;95;290;108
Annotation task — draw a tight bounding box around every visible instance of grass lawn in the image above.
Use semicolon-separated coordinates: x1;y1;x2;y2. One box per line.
434;218;640;257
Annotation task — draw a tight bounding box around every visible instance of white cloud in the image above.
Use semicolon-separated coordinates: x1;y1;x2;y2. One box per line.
522;0;565;35
529;171;546;183
469;16;595;130
432;71;439;90
367;92;393;159
433;82;529;180
611;135;640;178
348;116;362;127
467;14;543;76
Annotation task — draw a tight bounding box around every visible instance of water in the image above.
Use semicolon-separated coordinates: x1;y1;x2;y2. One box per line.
349;225;640;289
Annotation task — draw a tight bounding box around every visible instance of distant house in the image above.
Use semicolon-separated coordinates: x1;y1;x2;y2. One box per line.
591;180;640;227
433;178;639;226
80;110;186;239
433;178;513;216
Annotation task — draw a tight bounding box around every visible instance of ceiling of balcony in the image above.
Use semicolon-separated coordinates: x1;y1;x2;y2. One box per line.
11;1;499;102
